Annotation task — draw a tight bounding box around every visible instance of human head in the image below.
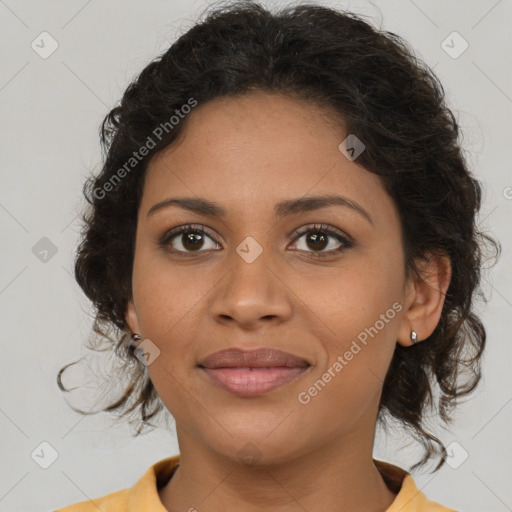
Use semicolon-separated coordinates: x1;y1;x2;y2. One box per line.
58;1;499;472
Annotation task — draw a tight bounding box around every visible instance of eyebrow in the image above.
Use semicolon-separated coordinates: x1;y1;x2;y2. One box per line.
147;194;373;225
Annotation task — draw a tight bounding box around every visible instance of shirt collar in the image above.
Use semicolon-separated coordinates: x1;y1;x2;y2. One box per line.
126;455;451;512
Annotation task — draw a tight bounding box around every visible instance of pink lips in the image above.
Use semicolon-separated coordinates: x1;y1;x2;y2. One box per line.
197;348;310;397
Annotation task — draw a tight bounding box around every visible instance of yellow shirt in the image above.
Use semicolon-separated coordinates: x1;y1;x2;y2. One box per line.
54;455;456;511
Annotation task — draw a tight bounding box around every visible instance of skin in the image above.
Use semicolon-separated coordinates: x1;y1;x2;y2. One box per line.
125;91;451;512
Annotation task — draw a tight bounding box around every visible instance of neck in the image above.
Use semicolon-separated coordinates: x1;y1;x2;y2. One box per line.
159;425;397;512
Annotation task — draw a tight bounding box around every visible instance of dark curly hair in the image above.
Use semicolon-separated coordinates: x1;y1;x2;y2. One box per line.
57;0;500;472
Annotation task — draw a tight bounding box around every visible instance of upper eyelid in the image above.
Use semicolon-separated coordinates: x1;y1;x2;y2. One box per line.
293;223;352;242
162;223;352;246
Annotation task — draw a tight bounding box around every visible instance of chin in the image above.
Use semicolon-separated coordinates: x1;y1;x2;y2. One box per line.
202;426;311;468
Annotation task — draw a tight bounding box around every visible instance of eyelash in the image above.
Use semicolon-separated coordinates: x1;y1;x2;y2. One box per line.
159;223;353;258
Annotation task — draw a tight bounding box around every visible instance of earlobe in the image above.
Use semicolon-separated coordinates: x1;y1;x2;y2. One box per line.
397;253;452;347
124;299;141;336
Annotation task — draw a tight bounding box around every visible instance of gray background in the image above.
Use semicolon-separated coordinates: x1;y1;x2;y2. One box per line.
0;0;511;511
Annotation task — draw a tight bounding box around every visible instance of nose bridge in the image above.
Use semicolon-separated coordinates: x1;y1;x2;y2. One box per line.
210;238;291;325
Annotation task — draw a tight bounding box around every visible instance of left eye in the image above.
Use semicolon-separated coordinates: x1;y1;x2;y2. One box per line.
290;224;353;256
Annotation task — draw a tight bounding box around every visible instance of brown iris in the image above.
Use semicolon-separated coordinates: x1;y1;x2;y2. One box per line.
182;232;205;251
305;231;328;251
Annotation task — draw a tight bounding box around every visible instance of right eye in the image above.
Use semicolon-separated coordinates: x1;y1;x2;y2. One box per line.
159;224;221;255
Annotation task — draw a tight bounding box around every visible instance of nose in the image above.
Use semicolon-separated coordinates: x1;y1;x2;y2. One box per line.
209;248;293;329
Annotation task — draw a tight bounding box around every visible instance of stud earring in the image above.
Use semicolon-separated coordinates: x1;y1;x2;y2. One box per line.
129;333;142;349
410;330;419;344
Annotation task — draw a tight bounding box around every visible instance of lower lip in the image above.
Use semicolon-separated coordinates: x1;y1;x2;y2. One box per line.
199;366;309;397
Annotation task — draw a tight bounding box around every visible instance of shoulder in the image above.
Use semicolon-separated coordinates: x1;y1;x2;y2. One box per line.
389;474;457;511
53;455;180;512
374;459;457;512
54;488;129;512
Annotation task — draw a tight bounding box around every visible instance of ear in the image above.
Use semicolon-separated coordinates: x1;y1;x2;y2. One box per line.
397;253;452;347
125;298;141;336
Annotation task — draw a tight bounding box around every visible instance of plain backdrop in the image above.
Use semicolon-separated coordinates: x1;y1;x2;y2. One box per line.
1;1;511;511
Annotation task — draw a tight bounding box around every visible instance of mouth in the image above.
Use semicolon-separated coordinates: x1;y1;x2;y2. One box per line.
197;347;311;397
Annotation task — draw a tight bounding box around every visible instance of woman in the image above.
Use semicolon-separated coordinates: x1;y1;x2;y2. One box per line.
55;2;499;510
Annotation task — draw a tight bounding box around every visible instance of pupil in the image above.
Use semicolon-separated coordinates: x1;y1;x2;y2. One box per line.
308;232;327;251
180;231;329;252
183;233;203;251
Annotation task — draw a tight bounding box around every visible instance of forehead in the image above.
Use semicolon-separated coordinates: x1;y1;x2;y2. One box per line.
141;91;395;228
148;91;346;173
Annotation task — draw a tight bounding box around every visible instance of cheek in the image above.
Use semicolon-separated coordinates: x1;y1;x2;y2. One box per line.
311;254;404;375
131;248;213;340
315;257;402;328
295;272;401;432
130;253;221;405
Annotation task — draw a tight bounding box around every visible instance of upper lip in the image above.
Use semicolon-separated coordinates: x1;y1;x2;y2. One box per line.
198;348;310;369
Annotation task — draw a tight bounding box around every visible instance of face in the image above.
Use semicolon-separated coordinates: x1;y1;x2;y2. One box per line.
125;91;422;465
